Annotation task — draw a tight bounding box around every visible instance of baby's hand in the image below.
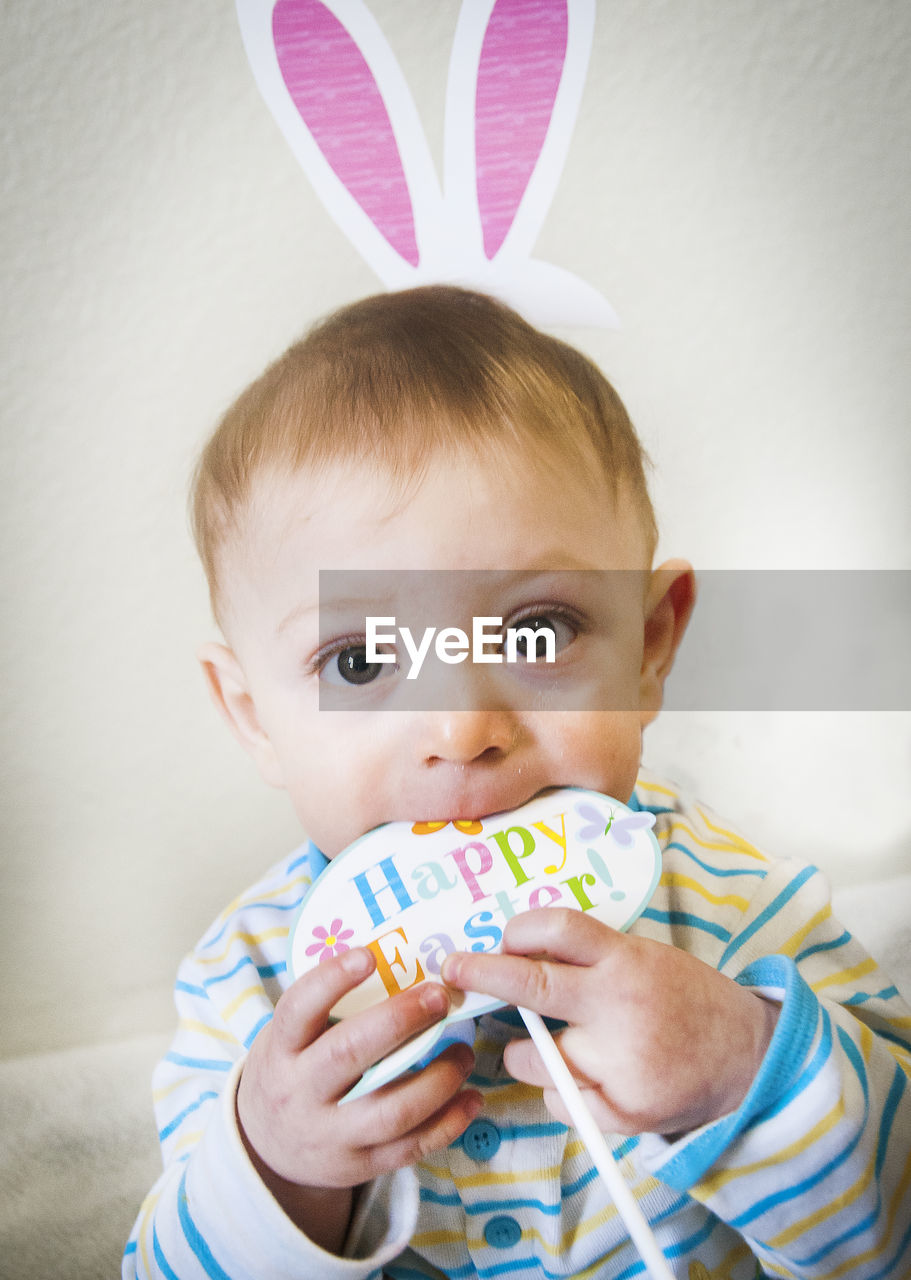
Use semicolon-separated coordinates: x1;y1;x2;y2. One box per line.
237;948;482;1251
441;909;778;1137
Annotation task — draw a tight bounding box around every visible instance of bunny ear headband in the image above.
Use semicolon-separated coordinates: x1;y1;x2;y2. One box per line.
235;0;618;328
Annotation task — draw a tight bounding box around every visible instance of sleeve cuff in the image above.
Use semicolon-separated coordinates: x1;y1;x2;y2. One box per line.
638;955;820;1189
182;1059;420;1279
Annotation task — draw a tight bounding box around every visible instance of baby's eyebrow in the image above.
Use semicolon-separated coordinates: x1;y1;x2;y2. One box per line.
276;595;393;636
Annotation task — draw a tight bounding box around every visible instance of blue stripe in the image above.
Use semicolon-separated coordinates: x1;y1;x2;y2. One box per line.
657;955;818;1190
159;1091;219;1142
165;1053;232;1072
498;1121;567;1141
868;1214;911;1280
177;1169;235;1279
561;1163;599;1198
747;1004;831;1129
123;1240;137;1255
152;1225;181;1280
719;863;817;967
651;1191;694;1226
419;1187;461;1207
176;979;207;998
467;1196;561;1216
203;957;255;988
640;908;732;942
795;929;852;963
664;840;766;879
877;1061;907;1178
204;957;287;988
243;1012;273;1048
476;1258;540;1278
845;985;900;1005
196;893;304;954
796;1201;882;1266
731;1022;869;1229
665;1210;720;1259
629;793;674;816
876;1028;911;1053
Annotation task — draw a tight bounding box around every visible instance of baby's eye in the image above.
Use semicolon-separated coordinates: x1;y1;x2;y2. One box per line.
507;612;577;660
320;644;396;686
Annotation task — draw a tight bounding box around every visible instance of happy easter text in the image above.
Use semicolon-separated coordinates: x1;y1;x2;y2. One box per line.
366;615;556;679
349;812;618;998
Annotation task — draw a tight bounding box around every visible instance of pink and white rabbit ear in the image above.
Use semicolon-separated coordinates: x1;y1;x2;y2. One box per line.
444;0;618;327
236;0;443;288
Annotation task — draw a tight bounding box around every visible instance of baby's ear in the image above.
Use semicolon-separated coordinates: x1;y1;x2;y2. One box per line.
197;642;285;788
638;562;696;726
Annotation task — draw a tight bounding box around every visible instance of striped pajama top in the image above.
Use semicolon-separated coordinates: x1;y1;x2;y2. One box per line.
123;773;911;1279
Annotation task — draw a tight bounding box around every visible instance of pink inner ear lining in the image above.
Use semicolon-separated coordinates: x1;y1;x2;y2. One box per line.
272;0;419;267
475;0;569;260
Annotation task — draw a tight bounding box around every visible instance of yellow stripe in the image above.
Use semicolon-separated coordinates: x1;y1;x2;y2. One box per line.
665;816;768;864
177;1018;237;1045
660;872;750;912
696;1096;845;1195
194;927;289;966
693;808;769;862
137;1190;161;1276
153;1074;194;1104
239;872;310;911
779;904;833;957
883;1014;911;1029
811;957;878;994
409;1229;468;1248
885;1039;911;1069
413;1174;659;1259
221;984;268;1019
770;1136;876;1246
421;1160;565;1188
812;1143;911;1279
710;1241;754;1278
635;778;679;799
173;1128;204;1155
860;1020;874;1062
213;873;310;924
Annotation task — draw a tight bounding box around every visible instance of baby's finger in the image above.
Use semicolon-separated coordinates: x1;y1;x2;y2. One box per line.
501;908;620;966
354;1042;479;1146
358;1070;485;1179
441;947;584;1021
310;981;453;1100
271;948;377;1053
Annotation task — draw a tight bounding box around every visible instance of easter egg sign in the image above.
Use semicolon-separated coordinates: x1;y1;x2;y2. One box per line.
289;788;661;1099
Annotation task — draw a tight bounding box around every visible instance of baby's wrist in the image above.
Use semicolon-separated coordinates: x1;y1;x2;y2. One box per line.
234;1084;355;1252
719;993;780;1119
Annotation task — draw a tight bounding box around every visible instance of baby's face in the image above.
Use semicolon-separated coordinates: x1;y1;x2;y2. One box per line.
210;452;684;858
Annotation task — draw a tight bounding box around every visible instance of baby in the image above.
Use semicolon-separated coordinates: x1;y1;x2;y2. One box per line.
124;287;911;1280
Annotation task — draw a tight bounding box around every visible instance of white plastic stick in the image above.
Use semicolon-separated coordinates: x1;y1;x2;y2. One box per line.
518;1007;676;1280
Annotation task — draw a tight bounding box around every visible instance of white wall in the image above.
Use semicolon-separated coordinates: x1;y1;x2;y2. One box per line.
2;0;909;1058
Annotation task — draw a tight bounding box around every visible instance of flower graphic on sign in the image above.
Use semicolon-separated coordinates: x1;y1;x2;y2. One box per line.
305;918;354;963
411;818;484;836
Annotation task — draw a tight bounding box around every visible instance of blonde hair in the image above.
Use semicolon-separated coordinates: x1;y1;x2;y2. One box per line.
190;286;657;622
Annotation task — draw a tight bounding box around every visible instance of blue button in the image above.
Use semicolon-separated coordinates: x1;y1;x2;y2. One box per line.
484;1215;522;1249
462;1119;501;1161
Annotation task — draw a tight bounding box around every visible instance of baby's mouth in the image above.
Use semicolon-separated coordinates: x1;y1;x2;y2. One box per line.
408;783;559;829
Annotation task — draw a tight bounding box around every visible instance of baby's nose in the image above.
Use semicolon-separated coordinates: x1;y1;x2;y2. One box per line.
419;708;518;765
